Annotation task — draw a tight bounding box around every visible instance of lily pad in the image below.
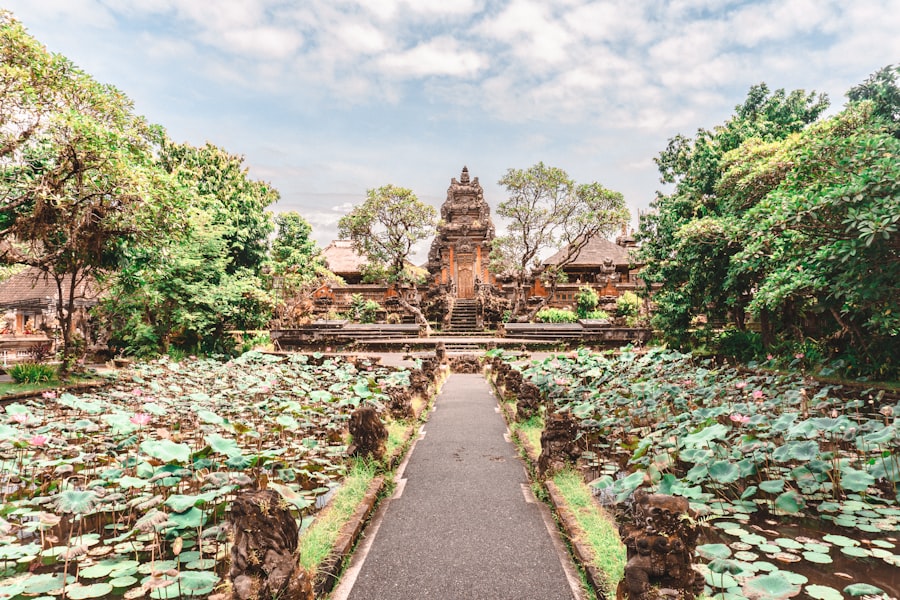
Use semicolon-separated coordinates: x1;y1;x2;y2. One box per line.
743;573;801;600
822;534;858;547
805;585;842;600
140;440;191;463
843;583;884;596
66;582;113;599
802;551;833;564
697;543;732;560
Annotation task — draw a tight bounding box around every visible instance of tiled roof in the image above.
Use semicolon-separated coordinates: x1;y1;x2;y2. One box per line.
0;267;101;310
543;236;634;267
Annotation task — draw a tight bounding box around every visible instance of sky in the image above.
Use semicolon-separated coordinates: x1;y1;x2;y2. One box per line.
3;0;899;259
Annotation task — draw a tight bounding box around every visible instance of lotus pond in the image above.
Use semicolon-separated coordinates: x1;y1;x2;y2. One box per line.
0;352;412;599
508;347;899;600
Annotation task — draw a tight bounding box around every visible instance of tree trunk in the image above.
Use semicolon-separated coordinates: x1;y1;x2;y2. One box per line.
396;294;431;336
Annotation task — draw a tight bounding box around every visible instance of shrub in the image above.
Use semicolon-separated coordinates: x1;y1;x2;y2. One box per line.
8;362;57;384
584;310;610;320
615;291;640;319
349;295;381;323
575;285;599;318
708;328;763;363
535;308;579;323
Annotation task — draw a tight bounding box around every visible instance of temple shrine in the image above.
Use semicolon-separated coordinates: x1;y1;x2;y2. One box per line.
426;167;496;299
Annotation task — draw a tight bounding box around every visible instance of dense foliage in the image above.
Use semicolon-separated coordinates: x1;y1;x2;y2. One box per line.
0;14;317;358
99;143;279;356
338;184;436;331
638;67;899;379
0;352;412;599
501;348;899;597
0;12;181;366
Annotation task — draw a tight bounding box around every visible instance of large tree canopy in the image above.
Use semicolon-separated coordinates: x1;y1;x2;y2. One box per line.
0;11;180;367
637;69;899;378
101;143;278;356
490;162;629;318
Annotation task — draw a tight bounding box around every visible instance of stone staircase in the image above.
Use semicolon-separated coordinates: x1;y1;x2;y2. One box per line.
448;299;479;335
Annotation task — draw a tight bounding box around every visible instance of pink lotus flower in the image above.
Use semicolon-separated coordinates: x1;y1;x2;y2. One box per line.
259;385;271;394
730;413;751;424
131;387;144;397
29;435;48;447
130;413;152;426
554;377;568;386
794;353;805;360
42;391;57;399
10;413;29;424
735;381;747;390
766;354;774;360
831;409;839;418
751;390;765;401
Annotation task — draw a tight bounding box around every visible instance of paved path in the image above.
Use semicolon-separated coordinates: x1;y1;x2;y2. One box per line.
334;373;581;600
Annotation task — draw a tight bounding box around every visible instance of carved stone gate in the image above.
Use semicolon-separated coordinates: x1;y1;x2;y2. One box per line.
426;167;496;298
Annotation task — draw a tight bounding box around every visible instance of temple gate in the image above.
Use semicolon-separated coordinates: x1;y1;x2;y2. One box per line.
426;167;496;298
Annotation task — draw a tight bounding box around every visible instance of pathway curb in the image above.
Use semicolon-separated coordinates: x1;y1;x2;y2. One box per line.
546;480;610;599
314;475;386;597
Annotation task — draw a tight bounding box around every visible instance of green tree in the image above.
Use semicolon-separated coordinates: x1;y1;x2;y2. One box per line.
0;12;180;368
637;84;829;344
490;162;628;319
338;184;436;332
270;211;322;278
158;141;276;273
100;142;279;356
721;100;899;375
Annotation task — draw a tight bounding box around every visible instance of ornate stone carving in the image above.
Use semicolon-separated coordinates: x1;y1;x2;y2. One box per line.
426;166;497;298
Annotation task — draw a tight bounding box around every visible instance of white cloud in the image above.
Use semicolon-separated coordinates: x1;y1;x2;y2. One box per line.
377;36;487;78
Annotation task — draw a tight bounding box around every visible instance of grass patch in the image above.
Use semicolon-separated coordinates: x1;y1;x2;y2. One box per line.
552;469;625;599
385;419;410;459
0;380;61;396
298;458;378;574
511;413;543;456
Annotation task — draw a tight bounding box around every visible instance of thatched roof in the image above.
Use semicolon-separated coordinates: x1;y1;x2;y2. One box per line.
322;240;367;275
543;236;634;268
0;267;101;311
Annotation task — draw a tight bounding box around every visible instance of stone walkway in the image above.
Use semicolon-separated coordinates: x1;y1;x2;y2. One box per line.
332;373;582;600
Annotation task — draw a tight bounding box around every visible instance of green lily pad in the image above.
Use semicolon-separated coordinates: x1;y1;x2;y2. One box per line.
140;439;191;463
774;538;803;550
743;572;801;600
709;460;741;484
109;575;138;588
843;583;884;596
54;489;100;515
805;584;842;600
802;551;832;564
176;570;220;596
705;571;739;589
204;434;242;458
759;479;786;494
840;546;871;558
698;543;732;560
822;534;858;547
24;573;76;594
164;494;201;513
774;491;804;514
168;507;206;529
66;582;113;599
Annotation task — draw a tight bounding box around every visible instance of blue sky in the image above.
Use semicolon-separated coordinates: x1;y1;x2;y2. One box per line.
4;0;899;258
